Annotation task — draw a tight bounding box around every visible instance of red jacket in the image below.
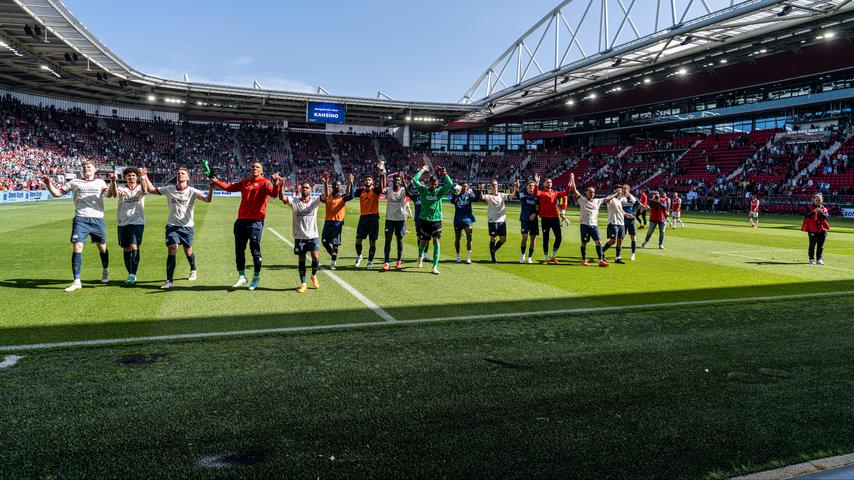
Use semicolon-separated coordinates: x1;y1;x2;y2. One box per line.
801;206;830;233
214;177;281;221
533;187;568;218
649;199;669;222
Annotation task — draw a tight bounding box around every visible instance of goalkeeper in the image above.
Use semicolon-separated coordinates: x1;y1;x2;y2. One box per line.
412;164;453;275
208;161;282;290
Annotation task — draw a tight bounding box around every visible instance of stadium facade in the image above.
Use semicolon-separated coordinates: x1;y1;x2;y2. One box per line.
1;0;854;208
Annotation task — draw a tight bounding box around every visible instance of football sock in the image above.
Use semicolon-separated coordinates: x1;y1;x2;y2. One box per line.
72;252;82;280
298;258;306;283
368;245;376;262
123;250;132;274
252;254;262;276
396;237;404;262
616;246;622;258
631;240;637;254
238;269;246;277
166;255;176;282
580;246;587;261
132;250;140;275
384;235;392;263
311;258;319;276
418;242;426;257
432;240;440;268
595;245;603;261
355;243;363;257
99;250;109;269
186;253;196;270
602;243;611;254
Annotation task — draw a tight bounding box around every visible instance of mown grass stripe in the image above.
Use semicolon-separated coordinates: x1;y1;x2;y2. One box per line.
2;289;852;352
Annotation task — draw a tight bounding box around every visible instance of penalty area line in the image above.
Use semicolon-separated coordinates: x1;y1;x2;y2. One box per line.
1;290;853;353
267;227;397;323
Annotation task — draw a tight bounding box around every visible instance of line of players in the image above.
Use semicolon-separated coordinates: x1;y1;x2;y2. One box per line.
41;160;691;293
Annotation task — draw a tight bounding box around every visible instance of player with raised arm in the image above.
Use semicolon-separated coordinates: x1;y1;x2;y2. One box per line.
641;191;668;249
670;192;685;229
41;160;111;291
479;179;517;263
353;166;385;269
210;162;282;291
382;172;409;270
321;172;355;270
749;196;760;228
517;180;539;263
451;182;476;264
533;173;571;264
143;167;213;290
108;167;146;285
620;184;642;261
407;174;430;262
568;173;614;267
601;186;627;264
279;181;325;293
412;164;454;274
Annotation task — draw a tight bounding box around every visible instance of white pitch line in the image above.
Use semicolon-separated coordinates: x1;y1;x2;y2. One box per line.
267;227;396;323
0;355;23;368
2;290;853;353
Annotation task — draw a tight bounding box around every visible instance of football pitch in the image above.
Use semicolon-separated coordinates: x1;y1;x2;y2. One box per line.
2;198;854;479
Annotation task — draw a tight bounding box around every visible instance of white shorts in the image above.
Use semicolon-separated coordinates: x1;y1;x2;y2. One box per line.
749;211;759;218
672;211;681;219
559;210;567;216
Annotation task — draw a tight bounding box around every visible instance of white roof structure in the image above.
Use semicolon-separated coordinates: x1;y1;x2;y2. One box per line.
462;0;854;120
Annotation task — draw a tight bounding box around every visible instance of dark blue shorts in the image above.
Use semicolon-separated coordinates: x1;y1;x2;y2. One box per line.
166;225;194;247
234;219;263;245
70;216;106;244
625;220;637;237
607;224;625;240
294;237;321;255
356;214;380;241
118;224;145;247
488;222;507;237
520;218;539;236
454;218;474;230
580;224;600;243
385;219;407;237
322;220;344;245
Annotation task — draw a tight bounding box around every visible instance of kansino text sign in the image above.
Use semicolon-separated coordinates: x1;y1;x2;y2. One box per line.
306;101;345;124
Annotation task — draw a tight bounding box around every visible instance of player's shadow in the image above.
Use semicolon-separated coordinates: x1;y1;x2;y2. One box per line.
746;260;807;265
0;278;106;289
138;284;290;293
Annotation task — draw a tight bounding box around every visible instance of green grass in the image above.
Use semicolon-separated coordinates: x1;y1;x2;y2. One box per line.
2;298;854;479
1;198;854;478
1;198;852;346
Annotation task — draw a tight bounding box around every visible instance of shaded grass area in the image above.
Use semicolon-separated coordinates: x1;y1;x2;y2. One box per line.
2;297;854;479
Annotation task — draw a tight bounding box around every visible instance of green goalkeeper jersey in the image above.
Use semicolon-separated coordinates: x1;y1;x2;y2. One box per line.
412;170;453;222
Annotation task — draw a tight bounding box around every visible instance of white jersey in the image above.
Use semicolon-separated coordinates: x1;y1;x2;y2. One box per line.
159;185;205;227
290;196;320;240
577;196;604;226
116;184;146;226
482;192;509;223
68;178;107;218
385;187;408;222
606;197;625;226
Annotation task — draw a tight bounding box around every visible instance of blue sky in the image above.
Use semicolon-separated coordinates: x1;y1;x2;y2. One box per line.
64;0;561;102
64;0;730;102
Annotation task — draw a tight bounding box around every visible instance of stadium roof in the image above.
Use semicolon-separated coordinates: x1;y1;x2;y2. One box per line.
0;0;477;125
460;0;854;122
